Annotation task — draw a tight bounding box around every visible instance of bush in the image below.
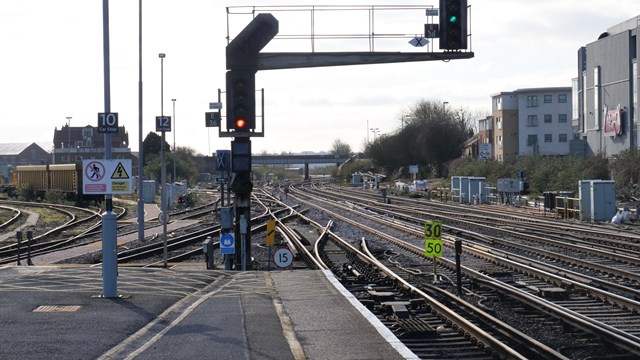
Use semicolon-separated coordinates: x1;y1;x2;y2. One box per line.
45;190;66;204
18;184;35;202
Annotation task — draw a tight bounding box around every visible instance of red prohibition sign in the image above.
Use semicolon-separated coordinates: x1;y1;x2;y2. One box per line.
85;161;106;182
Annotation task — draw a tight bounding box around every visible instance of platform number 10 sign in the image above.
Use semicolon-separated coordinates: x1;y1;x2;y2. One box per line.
98;112;119;133
424;221;443;257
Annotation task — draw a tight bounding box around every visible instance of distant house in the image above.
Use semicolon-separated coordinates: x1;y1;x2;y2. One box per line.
491;87;573;163
0;143;50;180
52;124;139;176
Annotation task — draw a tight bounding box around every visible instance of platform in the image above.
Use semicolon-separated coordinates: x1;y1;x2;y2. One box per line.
0;266;417;360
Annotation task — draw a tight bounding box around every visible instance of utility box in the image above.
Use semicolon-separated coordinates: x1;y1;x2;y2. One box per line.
590;180;616;222
578;180;592;220
451;176;460;197
142;180;157;203
467;177;486;204
452;176;486;204
352;173;363;187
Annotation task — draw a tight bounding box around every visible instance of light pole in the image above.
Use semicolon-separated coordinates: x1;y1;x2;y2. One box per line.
370;127;380;141
66;116;72;163
366;120;369;144
443;101;449;112
171;98;176;183
137;0;144;243
159;52;168;268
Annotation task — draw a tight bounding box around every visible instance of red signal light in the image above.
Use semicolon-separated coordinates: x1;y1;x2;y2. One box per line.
235;118;246;129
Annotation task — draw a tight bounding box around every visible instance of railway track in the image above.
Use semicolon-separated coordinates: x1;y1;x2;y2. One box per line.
0;201;126;265
285;183;640;358
256;189;564;359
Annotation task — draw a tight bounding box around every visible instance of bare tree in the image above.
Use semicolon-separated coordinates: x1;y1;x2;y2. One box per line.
331;139;352;157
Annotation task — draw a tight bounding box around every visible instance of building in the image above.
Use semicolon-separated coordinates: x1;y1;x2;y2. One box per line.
574;15;639;157
0;143;50;182
52;124;139;175
477;116;493;160
491;87;573;162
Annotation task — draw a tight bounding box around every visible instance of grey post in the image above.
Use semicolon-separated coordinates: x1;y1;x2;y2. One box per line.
159;53;168;268
102;0;118;298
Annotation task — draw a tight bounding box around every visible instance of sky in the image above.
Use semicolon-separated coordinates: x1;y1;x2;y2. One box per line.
2;0;640;156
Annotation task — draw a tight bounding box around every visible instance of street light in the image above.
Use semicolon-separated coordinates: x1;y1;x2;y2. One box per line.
66;116;72;163
159;52;168;268
370;127;380;141
171;98;176;184
401;114;411;130
443;101;449;112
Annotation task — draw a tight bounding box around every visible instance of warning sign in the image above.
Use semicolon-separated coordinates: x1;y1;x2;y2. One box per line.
111;181;130;193
111;162;130;179
82;159;132;195
85;161;106;182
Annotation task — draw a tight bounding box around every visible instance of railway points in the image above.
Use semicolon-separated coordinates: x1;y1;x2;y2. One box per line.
0;209;39;242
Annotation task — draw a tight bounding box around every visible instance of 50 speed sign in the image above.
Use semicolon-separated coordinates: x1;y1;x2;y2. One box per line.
424;221;443;257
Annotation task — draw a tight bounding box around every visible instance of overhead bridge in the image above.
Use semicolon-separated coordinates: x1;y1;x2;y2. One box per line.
252;154;354;180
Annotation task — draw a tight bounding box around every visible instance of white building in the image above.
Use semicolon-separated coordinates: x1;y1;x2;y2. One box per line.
491;87;573;162
574;15;640;157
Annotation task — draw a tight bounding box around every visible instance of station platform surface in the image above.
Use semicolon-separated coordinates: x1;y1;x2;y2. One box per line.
0;265;417;360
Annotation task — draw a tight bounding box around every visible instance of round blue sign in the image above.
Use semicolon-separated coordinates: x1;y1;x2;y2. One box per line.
221;233;234;247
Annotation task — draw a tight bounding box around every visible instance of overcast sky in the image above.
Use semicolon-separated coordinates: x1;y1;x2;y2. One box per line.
2;0;640;156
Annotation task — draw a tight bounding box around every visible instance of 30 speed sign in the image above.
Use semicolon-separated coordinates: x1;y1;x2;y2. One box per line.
424;221;443;257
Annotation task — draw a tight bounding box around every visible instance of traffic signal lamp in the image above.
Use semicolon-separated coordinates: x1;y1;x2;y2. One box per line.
178;196;185;204
226;70;255;132
439;0;468;50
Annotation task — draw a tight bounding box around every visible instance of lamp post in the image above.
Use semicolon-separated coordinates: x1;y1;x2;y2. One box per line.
66;116;72;163
443;101;449;112
137;0;144;243
171;98;176;183
370;127;380;141
159;52;168;268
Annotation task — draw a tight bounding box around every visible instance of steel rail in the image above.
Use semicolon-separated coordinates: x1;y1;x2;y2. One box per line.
290;185;640;355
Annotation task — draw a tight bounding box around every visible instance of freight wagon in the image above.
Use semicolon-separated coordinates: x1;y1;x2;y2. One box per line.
16;163;83;198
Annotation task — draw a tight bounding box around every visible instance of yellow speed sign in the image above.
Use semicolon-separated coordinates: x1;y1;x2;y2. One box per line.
424;221;443;257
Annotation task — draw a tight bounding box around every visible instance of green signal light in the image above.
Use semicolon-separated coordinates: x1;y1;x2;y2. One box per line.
449;15;458;23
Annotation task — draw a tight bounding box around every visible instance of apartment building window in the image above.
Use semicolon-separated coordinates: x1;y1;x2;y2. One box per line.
496;117;502;129
527;135;538;146
527;95;538;107
544;134;552;143
558;94;567;103
544;114;552;123
594;66;601;127
527;115;538;126
544;95;552;103
558;114;568;123
634;61;637;139
559;134;568;143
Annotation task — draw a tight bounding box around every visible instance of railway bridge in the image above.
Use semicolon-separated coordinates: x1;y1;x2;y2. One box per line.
251;153;355;180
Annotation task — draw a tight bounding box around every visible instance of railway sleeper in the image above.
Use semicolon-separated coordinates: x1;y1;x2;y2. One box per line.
390;317;438;338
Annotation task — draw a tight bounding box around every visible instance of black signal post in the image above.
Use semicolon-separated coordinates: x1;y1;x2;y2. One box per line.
439;0;468;50
226;14;279;270
226;70;256;132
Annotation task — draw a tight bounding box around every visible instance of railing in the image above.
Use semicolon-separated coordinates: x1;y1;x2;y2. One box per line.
554;196;581;220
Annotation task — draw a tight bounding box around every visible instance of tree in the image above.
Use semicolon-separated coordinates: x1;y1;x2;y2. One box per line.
142;132;171;165
330;139;352;157
365;99;472;177
143;146;199;183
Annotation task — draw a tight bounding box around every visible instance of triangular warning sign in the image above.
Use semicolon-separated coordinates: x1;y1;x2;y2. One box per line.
111;162;130;179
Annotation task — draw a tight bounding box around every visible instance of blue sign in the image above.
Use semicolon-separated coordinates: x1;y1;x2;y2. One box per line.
220;233;235;254
215;150;231;171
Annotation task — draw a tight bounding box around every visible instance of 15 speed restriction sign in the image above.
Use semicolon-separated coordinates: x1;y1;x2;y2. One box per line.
424;221;443;257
